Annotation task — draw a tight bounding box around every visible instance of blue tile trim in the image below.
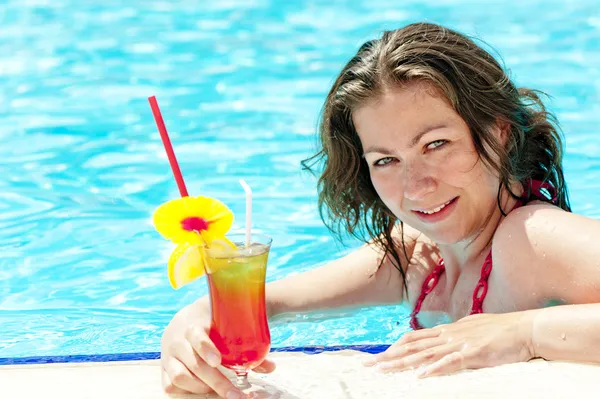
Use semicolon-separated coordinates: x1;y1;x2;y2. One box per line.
271;344;390;354
0;344;391;366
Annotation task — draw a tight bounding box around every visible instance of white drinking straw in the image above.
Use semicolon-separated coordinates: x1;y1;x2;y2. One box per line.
239;179;252;247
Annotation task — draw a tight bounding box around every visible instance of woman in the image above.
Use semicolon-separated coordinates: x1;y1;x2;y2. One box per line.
160;22;600;398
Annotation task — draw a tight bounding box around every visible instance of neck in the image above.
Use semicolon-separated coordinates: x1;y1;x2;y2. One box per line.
439;182;523;287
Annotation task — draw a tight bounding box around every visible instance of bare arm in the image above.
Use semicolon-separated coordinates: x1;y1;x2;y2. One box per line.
524;304;600;363
263;224;421;319
266;235;410;319
495;204;600;364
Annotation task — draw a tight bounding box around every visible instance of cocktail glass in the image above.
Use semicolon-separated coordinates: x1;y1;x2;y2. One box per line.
202;232;272;388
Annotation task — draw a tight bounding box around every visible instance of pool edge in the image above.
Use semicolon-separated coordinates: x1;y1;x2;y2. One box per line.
0;344;391;365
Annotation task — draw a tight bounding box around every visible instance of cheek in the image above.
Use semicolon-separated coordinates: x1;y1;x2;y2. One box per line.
438;148;487;187
370;172;387;196
370;170;404;206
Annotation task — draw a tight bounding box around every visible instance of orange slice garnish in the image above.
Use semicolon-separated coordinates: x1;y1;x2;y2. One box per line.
167;242;205;289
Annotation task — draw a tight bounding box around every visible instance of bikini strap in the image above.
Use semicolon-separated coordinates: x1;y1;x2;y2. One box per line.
468;195;528;314
525;178;558;204
470;251;493;314
410;251;492;330
469;180;557;315
409;258;445;330
409;178;557;329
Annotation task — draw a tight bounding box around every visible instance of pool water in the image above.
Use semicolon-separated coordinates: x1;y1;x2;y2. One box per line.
1;0;599;358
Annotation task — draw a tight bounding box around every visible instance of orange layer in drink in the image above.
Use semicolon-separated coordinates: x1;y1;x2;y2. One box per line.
206;248;271;371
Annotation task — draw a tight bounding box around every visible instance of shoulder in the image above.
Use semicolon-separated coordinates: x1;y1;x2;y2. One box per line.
362;223;424;278
493;200;595;251
492;201;600;304
492;201;564;275
494;200;565;242
391;223;439;268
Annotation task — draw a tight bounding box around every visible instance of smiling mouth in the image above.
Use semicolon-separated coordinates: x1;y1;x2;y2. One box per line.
413;198;456;215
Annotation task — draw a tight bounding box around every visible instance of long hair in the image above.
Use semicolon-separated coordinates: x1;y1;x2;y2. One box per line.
302;22;571;288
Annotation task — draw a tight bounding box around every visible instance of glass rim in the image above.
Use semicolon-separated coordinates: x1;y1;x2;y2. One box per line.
223;231;272;245
201;232;272;257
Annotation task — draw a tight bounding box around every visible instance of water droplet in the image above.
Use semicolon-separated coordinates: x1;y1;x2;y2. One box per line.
560;333;566;341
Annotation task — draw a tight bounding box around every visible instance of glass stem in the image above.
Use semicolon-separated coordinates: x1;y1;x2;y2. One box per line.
235;371;250;388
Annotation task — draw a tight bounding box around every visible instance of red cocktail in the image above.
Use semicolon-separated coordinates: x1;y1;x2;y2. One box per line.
203;233;272;387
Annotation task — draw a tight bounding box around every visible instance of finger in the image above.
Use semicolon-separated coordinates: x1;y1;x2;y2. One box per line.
254;358;277;374
369;337;447;365
367;336;447;366
396;328;443;345
416;351;466;378
176;341;240;399
163;358;212;394
363;330;443;366
378;343;457;373
162;367;192;395
185;325;222;368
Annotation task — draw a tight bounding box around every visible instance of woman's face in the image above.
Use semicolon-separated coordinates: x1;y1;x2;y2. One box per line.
353;81;502;245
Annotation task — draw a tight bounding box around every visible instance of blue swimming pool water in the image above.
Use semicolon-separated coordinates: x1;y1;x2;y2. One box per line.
1;0;599;358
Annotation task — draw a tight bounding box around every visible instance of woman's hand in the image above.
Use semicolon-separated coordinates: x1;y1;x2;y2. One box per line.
364;312;535;378
161;299;276;398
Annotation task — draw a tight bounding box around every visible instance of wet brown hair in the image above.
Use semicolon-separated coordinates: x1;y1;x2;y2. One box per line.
302;22;571;285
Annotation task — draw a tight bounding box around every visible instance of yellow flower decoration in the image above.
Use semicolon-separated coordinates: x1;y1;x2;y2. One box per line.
153;196;237;289
152;196;234;245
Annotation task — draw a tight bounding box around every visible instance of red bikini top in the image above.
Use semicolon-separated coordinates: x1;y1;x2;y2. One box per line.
409;179;558;330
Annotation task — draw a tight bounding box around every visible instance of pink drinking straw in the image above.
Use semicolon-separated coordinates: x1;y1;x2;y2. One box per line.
148;96;189;197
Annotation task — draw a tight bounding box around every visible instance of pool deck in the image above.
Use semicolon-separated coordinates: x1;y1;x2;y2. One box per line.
1;350;600;398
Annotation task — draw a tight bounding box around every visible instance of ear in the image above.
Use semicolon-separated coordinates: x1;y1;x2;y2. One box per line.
492;118;511;146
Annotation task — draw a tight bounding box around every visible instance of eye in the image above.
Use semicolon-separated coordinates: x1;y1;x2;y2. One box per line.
374;157;395;166
426;139;447;151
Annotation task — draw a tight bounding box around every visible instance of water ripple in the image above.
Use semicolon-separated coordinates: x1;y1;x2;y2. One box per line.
0;0;598;357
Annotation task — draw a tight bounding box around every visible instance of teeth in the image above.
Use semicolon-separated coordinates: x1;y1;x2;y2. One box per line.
419;199;452;215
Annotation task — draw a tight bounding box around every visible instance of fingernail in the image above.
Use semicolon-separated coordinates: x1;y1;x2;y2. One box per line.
226;390;242;399
206;352;220;368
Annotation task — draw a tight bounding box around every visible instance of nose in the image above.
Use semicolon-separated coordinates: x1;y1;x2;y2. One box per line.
403;160;436;202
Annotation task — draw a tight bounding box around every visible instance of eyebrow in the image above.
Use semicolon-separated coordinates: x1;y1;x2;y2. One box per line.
362;123;448;155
